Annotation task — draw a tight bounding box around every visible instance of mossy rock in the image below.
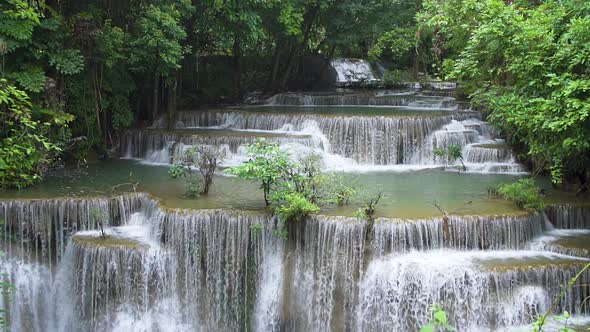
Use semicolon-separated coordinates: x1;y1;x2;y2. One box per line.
72;234;147;250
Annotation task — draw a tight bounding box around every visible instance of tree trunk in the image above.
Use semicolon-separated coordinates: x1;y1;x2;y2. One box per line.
280;4;320;90
233;35;242;100
152;74;159;121
167;73;178;130
268;43;281;91
307;44;336;89
92;65;103;142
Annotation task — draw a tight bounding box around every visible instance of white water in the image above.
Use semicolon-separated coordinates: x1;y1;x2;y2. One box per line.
2;196;590;331
331;58;376;82
9;76;590;331
130;111;527;174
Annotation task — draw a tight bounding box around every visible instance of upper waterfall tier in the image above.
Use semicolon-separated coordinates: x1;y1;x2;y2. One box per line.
268;91;459;108
330;58;377;83
120;128;320;165
151;108;478;166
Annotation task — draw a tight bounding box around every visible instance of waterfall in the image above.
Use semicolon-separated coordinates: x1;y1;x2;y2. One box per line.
464;144;516;163
149;108;525;172
330;58;376;83
410;119;528;173
372;213;546;255
2;195;589;331
268;93;458;109
356;250;588;331
545;205;590;229
0;193;144;265
282;216;366;331
528;229;590;257
155;109;477;165
119;129;320;165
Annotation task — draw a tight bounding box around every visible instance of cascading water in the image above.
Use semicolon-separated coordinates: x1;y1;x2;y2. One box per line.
330;58;376;83
4;73;587;331
412;118;527;173
2;195;590;331
0;193;144;265
119;129;321;166
148;108;483;168
267;92;458;109
134;83;527;173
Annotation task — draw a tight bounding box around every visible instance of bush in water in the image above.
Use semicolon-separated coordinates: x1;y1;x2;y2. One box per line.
497;178;545;212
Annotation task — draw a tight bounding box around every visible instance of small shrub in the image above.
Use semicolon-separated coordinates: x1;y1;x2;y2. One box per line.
183;146;225;194
250;223;264;236
334;184;356;206
497;178;544;211
274;191;320;223
354;192;383;222
185;175;202;198
168;164;186;178
434;144;466;171
420;305;455;332
169;146;224;197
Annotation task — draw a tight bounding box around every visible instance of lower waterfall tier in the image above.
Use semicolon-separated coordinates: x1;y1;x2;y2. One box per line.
2;196;590;331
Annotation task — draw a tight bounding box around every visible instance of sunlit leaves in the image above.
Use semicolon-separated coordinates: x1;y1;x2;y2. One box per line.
0;0;40;41
128;2;190;76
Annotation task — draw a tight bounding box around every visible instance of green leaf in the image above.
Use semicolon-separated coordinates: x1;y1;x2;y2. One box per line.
434;310;448;325
420;324;435;332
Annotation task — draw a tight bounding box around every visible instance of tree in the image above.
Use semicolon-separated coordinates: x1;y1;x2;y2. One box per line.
0;80;65;189
128;1;193;122
183;146;225;195
226;138;291;206
169;146;224;196
418;0;590;189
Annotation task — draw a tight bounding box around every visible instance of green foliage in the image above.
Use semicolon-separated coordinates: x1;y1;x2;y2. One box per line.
434;144;466;171
168;164;186;178
0;0;40;43
7;66;47;92
0;80;64;189
128;2;191;76
48;49;85;75
420;305;455;332
169;146;223;196
227;138;290;205
353;192;383;222
273;191;320;223
97;20;127;69
418;0;590;185
110;94;133;129
369;26;416;64
382;69;415;84
185;175;202;198
497;178;545;212
330;176;357;206
250;223;264;236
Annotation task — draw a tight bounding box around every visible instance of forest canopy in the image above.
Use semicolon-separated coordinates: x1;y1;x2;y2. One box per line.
0;0;588;190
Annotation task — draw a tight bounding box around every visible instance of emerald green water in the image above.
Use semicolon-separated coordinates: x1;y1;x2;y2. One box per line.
0;159;558;218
